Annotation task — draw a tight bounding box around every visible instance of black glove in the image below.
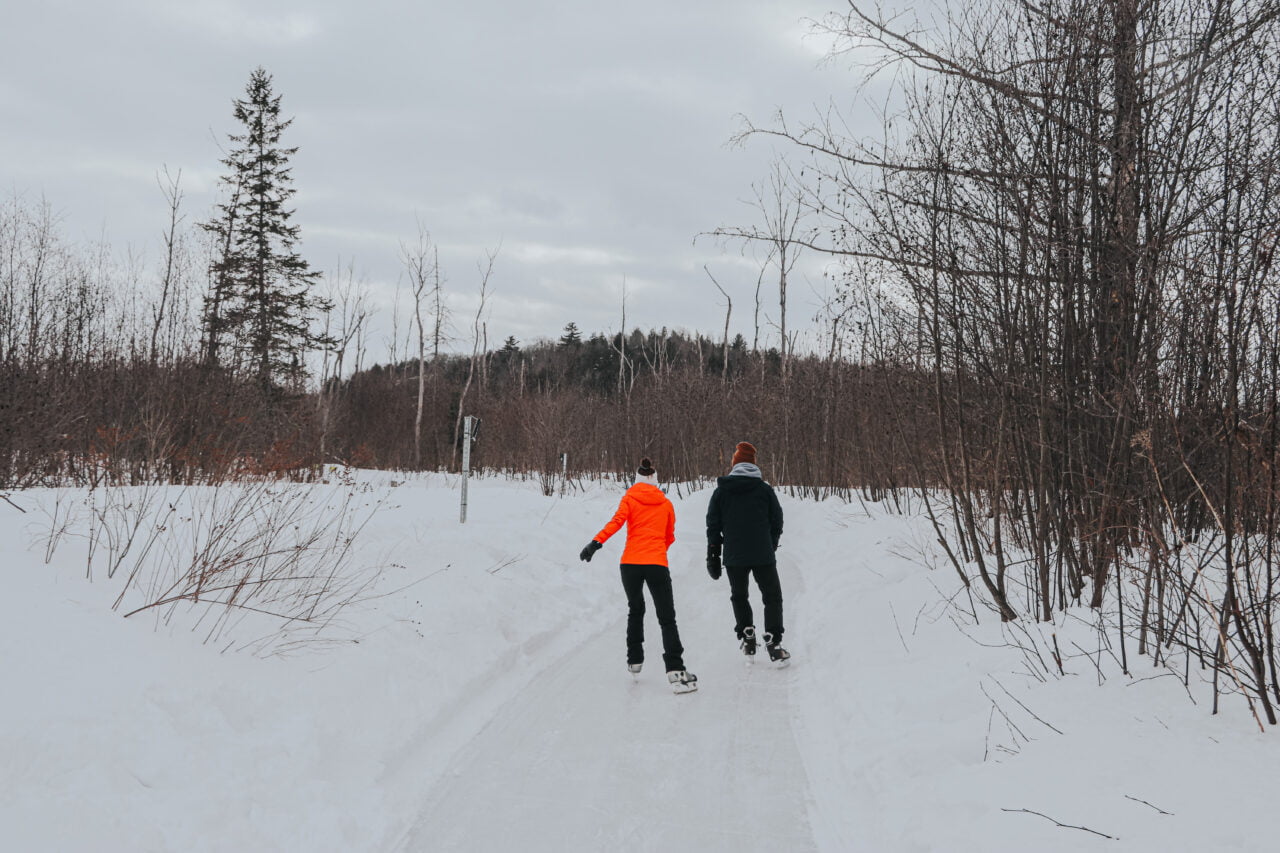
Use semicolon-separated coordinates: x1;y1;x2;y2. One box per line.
580;540;603;562
706;543;722;580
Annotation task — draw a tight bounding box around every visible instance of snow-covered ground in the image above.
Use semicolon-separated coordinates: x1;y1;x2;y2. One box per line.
2;474;1273;852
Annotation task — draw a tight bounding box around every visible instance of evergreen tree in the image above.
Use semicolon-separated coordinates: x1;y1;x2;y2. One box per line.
200;67;330;386
558;322;582;347
499;335;520;356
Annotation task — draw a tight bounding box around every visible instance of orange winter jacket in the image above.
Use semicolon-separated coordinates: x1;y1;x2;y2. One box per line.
594;482;676;566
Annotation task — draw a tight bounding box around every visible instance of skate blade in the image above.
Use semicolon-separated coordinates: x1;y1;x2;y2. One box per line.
671;682;698;694
772;658;791;669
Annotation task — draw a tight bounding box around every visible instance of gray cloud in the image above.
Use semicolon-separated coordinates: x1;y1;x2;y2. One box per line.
2;0;874;357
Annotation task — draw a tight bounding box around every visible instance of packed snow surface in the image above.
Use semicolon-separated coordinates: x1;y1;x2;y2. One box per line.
2;473;1273;851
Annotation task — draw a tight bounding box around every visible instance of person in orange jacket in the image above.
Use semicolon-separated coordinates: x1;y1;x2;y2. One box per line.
580;457;698;693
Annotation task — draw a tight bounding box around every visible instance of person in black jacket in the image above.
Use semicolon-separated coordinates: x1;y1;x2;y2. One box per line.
705;441;790;664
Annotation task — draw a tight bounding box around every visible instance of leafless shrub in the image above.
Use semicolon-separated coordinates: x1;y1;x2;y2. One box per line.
29;489;78;565
50;477;389;655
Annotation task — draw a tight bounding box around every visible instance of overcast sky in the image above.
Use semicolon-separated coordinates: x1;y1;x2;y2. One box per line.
2;0;880;358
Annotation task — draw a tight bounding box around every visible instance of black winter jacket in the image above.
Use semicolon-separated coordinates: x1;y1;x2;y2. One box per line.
706;472;784;567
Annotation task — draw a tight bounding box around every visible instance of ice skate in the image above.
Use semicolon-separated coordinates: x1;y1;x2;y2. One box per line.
763;632;790;667
740;626;757;658
667;669;698;694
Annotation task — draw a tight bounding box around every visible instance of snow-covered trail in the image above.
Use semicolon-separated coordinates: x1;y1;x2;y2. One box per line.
393;568;817;852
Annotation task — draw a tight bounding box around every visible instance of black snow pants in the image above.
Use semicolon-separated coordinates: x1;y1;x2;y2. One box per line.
725;563;784;641
619;563;686;672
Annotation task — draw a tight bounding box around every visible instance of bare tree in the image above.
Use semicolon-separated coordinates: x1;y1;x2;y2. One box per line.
401;223;436;470
703;265;732;383
712;156;806;368
150;167;185;364
452;247;499;470
317;260;370;460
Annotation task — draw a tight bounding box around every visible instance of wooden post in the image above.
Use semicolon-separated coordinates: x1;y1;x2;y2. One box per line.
460;415;478;523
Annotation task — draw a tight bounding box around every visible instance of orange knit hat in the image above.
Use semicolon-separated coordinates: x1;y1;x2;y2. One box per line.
731;442;757;466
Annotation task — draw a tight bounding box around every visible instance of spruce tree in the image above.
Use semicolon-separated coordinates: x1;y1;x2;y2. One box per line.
558;322;582;347
200;67;330;387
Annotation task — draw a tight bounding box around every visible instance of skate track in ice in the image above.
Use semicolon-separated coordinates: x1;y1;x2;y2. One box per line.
392;550;815;852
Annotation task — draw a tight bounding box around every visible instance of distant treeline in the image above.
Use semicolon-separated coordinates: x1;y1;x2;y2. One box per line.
330;329;930;495
0;317;932;497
